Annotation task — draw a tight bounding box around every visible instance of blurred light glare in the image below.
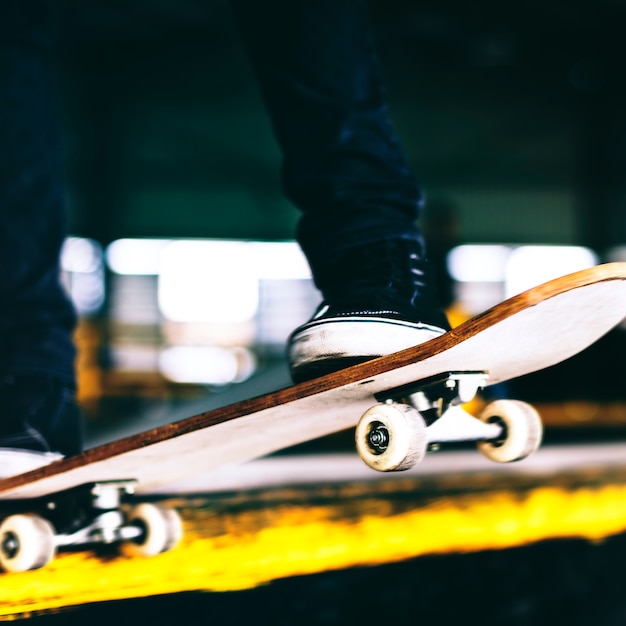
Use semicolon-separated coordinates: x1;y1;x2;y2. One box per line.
61;237;102;273
447;245;512;283
159;346;255;385
60;237;105;315
249;242;312;279
158;240;259;323
106;238;170;275
505;246;598;297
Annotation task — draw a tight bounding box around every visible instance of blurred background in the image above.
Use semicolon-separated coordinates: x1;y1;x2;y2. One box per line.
8;2;626;622
50;0;626;439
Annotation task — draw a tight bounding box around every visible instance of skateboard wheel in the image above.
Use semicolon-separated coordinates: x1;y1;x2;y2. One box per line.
477;400;543;463
355;403;428;472
125;503;183;557
0;514;56;573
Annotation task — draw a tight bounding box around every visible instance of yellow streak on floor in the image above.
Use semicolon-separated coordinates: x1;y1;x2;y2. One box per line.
2;482;626;619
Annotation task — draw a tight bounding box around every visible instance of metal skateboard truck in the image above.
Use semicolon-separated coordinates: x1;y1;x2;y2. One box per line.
355;371;543;471
0;481;182;573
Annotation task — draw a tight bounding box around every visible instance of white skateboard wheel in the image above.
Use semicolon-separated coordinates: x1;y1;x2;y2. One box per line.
125;503;183;557
355;403;428;472
477;399;543;463
0;514;56;573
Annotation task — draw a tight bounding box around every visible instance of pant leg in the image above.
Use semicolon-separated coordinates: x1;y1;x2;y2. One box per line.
230;0;425;275
0;0;77;383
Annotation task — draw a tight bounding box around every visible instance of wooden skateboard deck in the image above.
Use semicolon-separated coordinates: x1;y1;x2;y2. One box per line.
3;261;626;499
0;263;625;571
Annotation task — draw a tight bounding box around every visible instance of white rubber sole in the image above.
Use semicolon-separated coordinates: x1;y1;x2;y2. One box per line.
0;449;63;479
288;316;447;376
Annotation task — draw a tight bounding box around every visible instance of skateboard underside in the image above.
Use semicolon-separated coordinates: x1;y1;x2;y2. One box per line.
0;370;538;572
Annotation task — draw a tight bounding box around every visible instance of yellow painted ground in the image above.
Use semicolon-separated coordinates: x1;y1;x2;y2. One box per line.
2;475;626;619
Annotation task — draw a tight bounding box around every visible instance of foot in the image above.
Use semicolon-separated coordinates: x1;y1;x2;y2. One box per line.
0;375;83;477
288;238;451;382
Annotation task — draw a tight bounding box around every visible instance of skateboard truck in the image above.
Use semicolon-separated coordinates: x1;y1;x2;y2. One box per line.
382;371;490;425
0;480;182;573
356;371;543;472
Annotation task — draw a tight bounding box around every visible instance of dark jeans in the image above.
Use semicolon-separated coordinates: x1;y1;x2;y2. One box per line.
0;0;424;383
0;1;76;383
232;0;425;276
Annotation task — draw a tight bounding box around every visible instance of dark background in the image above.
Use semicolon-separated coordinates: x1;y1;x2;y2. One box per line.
53;0;626;253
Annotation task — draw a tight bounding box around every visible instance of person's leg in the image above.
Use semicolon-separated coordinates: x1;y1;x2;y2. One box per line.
232;0;449;381
0;0;82;457
231;0;424;263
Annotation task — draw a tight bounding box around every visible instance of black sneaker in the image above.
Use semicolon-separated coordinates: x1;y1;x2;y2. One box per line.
0;375;83;476
288;238;450;382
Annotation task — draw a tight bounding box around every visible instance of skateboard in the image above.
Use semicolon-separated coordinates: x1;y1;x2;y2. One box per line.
0;263;626;572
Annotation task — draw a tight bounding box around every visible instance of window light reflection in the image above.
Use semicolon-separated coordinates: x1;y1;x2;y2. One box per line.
60;237;105;315
505;246;597;297
447;245;511;283
158;240;259;323
106;238;170;275
159;346;256;385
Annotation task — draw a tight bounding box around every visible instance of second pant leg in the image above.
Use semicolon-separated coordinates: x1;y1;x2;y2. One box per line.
0;1;77;383
231;0;425;276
